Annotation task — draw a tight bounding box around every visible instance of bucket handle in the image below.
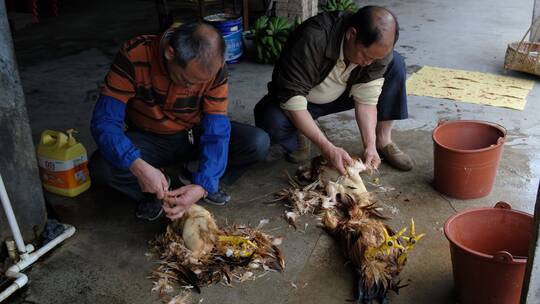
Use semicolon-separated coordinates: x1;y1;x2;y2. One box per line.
494;201;512;209
509;17;540;68
490;121;507;144
493;251;514;263
478;121;507;143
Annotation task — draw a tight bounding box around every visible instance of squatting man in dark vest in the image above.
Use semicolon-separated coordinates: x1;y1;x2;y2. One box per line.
255;6;413;174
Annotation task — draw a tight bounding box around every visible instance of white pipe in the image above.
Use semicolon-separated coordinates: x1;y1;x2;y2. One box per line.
8;225;76;272
0;172;76;302
0;224;76;302
0;174;27;255
0;272;27;302
25;244;35;254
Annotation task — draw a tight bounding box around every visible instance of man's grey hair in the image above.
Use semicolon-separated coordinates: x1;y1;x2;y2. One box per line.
349;6;399;47
168;22;225;71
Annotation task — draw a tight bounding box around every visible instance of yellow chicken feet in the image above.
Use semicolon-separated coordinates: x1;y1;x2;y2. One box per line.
398;219;425;265
365;227;406;258
401;218;425;251
218;235;258;258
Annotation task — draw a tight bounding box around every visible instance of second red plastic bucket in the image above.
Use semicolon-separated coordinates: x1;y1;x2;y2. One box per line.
444;202;533;304
432;120;506;199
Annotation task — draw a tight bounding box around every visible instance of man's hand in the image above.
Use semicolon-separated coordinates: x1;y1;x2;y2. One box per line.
162;184;206;220
129;158;169;199
322;144;354;175
363;145;381;170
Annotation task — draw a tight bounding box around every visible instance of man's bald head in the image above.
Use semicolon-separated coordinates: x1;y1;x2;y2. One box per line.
349;6;399;49
169;22;225;73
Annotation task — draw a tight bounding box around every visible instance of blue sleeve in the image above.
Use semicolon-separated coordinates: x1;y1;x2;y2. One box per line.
90;94;141;170
192;114;231;194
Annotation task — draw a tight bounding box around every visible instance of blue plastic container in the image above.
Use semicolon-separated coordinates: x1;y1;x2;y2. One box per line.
204;13;243;64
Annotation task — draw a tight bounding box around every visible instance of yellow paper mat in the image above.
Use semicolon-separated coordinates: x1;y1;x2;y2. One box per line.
406;66;535;110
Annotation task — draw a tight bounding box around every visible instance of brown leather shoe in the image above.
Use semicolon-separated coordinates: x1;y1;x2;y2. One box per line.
378;142;413;171
286;133;311;163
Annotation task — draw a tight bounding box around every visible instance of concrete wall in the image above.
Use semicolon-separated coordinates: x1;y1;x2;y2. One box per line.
275;0;318;21
0;2;47;244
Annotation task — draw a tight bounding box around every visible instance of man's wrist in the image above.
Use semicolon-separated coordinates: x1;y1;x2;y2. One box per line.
129;158;144;176
364;141;376;151
320;141;335;155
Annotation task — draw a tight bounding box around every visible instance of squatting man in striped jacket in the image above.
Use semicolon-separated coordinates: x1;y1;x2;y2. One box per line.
89;22;270;221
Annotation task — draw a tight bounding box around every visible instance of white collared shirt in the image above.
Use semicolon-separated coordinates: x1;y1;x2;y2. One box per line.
281;40;385;111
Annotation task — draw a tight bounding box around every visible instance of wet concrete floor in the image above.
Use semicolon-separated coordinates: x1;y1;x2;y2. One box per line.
4;0;540;303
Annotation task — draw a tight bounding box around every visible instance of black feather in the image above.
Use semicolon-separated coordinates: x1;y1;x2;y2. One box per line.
176;264;201;293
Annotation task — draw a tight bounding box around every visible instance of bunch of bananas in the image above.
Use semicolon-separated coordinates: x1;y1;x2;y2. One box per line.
252;16;297;64
320;0;358;13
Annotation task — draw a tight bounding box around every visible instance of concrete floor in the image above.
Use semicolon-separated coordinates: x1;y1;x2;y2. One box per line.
4;0;540;303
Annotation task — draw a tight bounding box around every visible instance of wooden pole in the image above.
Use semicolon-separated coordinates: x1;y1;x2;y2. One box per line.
243;0;249;30
532;0;540;41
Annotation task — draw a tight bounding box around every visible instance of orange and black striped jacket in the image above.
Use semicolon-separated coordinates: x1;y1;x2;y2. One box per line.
101;31;229;134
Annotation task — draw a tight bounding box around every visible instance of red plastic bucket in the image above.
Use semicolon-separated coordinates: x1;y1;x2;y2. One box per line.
444;202;533;304
432;120;506;199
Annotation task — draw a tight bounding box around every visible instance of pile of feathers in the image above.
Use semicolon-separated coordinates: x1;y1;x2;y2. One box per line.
276;156;425;304
149;204;285;303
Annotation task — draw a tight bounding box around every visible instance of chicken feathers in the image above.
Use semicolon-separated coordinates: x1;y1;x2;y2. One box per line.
278;156;424;303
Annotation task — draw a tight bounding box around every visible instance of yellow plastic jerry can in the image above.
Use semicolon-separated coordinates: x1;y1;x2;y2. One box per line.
37;129;91;197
